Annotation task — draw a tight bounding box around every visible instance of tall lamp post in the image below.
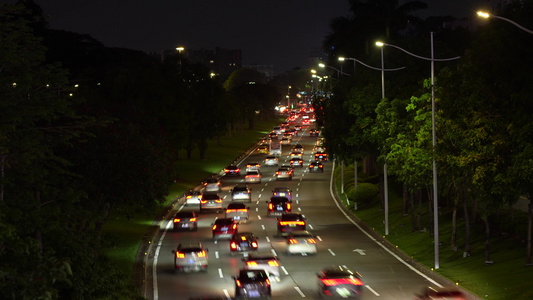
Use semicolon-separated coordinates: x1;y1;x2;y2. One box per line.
376;33;460;269
337;55;404;233
176;47;185;73
318;63;347;78
477;11;533;34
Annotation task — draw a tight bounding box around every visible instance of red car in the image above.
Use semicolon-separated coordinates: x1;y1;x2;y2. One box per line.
212;218;238;241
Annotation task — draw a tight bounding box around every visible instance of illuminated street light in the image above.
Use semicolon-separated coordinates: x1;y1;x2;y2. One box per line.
477;11;533;34
376;34;460;270
318;63;343;78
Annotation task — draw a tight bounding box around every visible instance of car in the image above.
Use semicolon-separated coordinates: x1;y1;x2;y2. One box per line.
185;190;202;205
243;254;280;278
172;211;198;231
286;230;317;255
224;165;241;176
246;162;261;172
225;202;250;223
266;196;291;217
277;213;306;236
280;137;291;145
268;132;278;139
204;177;221;193
229;232;258;255
414;286;467;300
316;265;363;298
294;125;302;131
212;217;238;241
292;144;304;153
245;170;262;184
315;151;328;162
272;126;282;135
282;133;292;140
264;155;279;167
231;184;252;202
316;137;325;146
171;243;208;273
233;269;271;299
309;129;319;137
290;157;304;168
302;119;310;126
275;166;293;181
309;161;324;173
314;145;326;153
200;193;223;212
256;145;269;154
288;128;297;136
272;187;292;201
290;151;303;159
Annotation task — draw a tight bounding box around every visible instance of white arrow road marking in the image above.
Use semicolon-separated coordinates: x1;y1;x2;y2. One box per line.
352;249;366;255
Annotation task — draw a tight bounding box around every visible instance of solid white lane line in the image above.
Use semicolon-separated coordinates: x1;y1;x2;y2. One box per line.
218;268;224;278
366;285;380;296
294;286;306;297
271;249;278;257
215;251;219;259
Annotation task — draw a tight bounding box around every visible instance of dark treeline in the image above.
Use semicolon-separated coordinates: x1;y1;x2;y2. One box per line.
317;0;533;265
0;1;285;298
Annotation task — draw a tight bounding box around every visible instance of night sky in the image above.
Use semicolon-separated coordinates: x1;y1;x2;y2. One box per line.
2;0;485;74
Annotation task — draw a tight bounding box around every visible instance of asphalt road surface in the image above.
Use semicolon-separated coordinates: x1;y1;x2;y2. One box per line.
144;125;444;300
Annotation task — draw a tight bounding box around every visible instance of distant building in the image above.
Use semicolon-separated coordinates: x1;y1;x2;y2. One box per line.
161;47;241;79
244;64;274;79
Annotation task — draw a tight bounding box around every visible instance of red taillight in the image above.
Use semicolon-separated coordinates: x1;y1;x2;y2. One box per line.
241;236;247;241
224;169;229;173
266;279;270;286
186;195;192;199
230;242;237;249
247;261;258;267
173;218;180;223
289;238;298;244
308;239;316;244
197;250;206;257
226;209;235;213
176;252;185;258
321;278;363;286
276;172;280;175
279;221;305;226
287;203;291;210
268;260;279;267
212;225;217;230
268;203;273;210
236;279;242;287
252;242;258;248
190;218;197;222
232;224;237;229
215;199;222;203
201;200;207;204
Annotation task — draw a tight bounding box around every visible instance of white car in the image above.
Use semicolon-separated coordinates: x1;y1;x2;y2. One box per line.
264;156;278;167
286;230;317;255
225;202;250;223
172;243;208;273
245;170;262;183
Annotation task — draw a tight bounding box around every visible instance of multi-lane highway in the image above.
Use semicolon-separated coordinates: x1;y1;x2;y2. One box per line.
145;124;443;300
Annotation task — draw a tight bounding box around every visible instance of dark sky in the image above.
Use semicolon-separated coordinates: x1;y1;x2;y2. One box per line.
2;0;486;74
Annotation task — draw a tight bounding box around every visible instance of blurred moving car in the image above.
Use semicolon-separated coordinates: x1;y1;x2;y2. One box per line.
309;161;324;173
225;202;250;223
277;213;306;236
212;218;238;241
231;185;252;202
233;269;271;299
243;254;280;278
272;187;292;201
229;232;258;255
290;151;303;159
292;144;304;153
256;145;269;154
200;193;223;212
246;162;261;172
173;211;198;231
245;170;262;184
286;230;317;255
185;190;202;205
224;165;241;176
275;166;293;181
280;137;291;145
414;286;466;300
290;157;304;168
264;155;279;167
316;265;364;298
204;177;221;192
172;243;208;273
266;196;291;217
315;151;328;162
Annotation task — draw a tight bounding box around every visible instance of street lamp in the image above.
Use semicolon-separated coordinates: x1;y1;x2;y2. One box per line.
319;63;342;78
376;33;460;270
477;11;533;34
176;47;185;73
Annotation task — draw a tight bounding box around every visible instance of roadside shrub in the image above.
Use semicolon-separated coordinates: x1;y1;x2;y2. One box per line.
350;183;379;206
